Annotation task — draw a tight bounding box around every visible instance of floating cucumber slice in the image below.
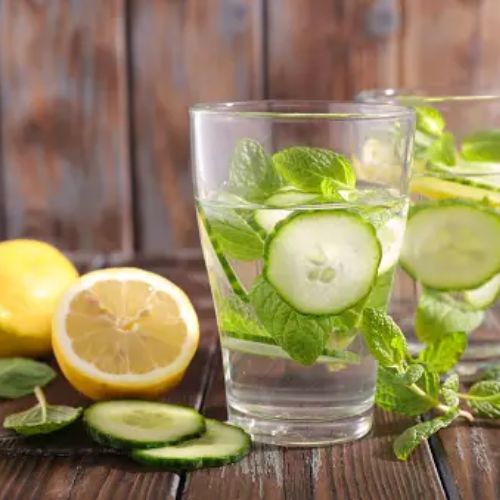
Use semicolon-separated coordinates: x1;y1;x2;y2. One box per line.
375;216;406;274
221;335;360;364
264;210;381;315
131;419;251;470
254;209;291;233
84;401;205;450
411;176;500;207
464;274;500;309
401;201;500;290
265;189;318;207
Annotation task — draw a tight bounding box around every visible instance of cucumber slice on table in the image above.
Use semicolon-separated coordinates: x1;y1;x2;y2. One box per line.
264;210;381;315
84;401;205;450
131;419;251;470
401;201;500;290
464;274;500;309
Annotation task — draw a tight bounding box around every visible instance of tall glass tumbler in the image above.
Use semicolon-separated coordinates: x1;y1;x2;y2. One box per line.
191;101;415;446
357;89;500;378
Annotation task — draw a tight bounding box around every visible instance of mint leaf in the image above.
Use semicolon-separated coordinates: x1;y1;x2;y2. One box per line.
375;366;440;416
204;205;264;261
250;277;334;365
417;332;467;374
272;146;355;193
468;380;500;418
393;411;458;460
393;364;425;385
218;294;271;343
3;387;82;436
415;106;445;138
481;364;500;381
228;139;282;201
0;358;56;399
427;132;456;166
441;374;459;407
461;129;500;162
415;289;484;343
361;308;408;367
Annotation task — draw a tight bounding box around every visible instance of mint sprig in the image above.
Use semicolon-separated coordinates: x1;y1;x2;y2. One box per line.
360;308;500;460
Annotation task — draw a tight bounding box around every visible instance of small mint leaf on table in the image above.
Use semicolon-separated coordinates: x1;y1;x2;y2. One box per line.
461;129;500;162
272;146;355;193
415;289;484;343
0;358;56;399
250;277;335;365
361;308;408;367
441;374;460;407
3;387;82;436
393;410;459;461
417;332;468;374
375;366;440;416
467;380;500;418
203;205;264;261
228;139;282;201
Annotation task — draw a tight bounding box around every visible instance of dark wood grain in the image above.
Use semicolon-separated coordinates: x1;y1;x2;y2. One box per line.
182;346;446;500
267;0;403;100
129;0;264;254
0;0;133;257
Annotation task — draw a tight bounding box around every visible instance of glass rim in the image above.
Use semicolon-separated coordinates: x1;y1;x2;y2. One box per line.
190;100;415;121
357;87;500;103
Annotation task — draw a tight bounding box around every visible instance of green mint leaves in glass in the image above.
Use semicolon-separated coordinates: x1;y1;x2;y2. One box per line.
191;101;414;446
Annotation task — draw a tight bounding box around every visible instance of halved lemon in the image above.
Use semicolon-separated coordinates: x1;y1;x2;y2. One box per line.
52;268;199;400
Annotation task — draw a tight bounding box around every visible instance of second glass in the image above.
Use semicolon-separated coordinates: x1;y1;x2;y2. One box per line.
191;101;414;446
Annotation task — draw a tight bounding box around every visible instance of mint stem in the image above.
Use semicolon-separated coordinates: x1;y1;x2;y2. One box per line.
458;392;500;402
407;383;474;422
34;386;48;423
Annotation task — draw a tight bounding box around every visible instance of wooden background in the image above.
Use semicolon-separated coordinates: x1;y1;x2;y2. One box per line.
0;0;499;258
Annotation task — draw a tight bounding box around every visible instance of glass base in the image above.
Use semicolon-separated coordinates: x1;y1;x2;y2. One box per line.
227;404;373;447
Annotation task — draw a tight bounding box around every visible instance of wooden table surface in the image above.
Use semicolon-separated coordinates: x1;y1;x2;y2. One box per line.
0;257;498;500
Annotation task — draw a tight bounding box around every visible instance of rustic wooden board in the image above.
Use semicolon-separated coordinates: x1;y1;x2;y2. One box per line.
129;0;264;254
266;0;403;100
0;0;133;257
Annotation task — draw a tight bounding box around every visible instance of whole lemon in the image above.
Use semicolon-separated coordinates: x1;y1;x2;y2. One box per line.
0;239;78;357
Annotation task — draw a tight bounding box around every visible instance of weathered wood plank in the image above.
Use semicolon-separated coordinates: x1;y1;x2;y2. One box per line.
182;346;446;500
129;0;264;254
267;0;403;100
400;0;498;89
431;416;500;500
0;0;132;256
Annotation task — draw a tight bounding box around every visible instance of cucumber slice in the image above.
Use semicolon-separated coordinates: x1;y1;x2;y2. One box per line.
401;201;500;290
84;401;205;450
464;274;500;309
264;210;381;315
411;176;500;207
375;216;406;274
131;419;251;470
254;209;291;233
221;335;360;364
265;190;318;207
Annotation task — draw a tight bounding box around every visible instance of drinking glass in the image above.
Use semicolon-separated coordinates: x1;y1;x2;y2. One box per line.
357;89;500;378
191;101;414;446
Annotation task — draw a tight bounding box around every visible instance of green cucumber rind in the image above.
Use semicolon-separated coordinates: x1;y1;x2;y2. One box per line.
401;200;500;291
197;207;249;301
84;401;206;450
263;209;382;316
425;164;500;193
130;419;251;471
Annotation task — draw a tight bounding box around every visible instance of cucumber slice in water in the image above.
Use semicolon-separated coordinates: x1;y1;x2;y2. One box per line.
265;189;318;207
254;209;291;233
464;274;500;309
131;419;251;470
84;401;205;450
401;201;500;290
264;210;381;315
375;216;406;274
